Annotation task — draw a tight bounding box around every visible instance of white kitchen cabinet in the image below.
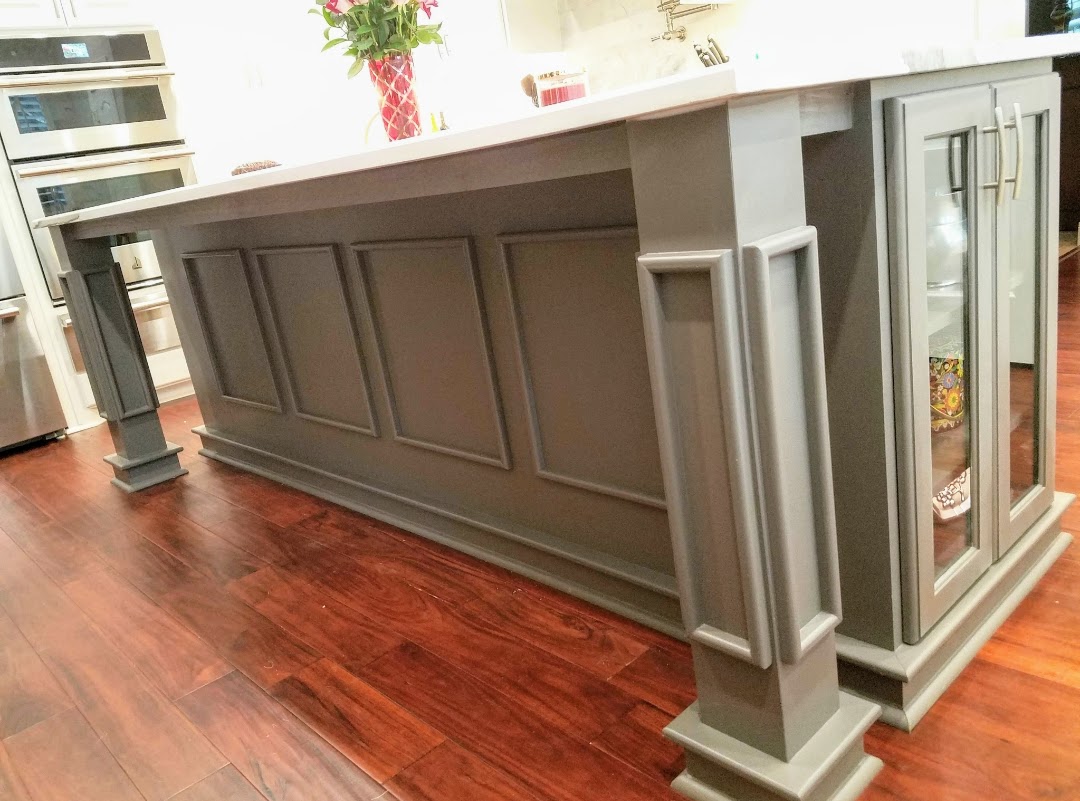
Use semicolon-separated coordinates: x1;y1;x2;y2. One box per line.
0;0;147;29
0;0;67;29
62;0;148;26
501;0;562;52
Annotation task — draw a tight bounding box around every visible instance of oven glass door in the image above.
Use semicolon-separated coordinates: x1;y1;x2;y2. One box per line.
0;70;180;160
14;146;195;302
0;31;165;74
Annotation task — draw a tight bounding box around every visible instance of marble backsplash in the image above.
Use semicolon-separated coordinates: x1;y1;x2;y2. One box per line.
559;0;1027;92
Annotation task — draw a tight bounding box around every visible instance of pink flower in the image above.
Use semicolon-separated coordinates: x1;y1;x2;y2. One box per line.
325;0;359;14
417;0;438;17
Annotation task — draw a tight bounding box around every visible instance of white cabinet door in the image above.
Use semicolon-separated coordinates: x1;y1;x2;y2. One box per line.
61;0;149;25
0;0;67;29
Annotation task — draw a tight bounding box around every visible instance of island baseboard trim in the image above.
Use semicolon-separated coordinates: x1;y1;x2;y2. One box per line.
194;426;686;635
837;494;1073;730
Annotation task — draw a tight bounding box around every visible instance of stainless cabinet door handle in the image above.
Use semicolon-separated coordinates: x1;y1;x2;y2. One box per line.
1012;102;1024;201
982;106;1008;207
0;306;19;321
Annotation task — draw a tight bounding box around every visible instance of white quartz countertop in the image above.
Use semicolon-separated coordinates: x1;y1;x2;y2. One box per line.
41;33;1080;231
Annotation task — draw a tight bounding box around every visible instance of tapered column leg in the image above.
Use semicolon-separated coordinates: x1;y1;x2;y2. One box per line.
54;231;186;492
629;96;882;801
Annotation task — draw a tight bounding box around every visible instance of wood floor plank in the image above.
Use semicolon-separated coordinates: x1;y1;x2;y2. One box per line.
461;585;649;679
158;578;319;689
1;521;108;586
39;625;227;801
610;646;697;716
0;741;33;801
228;567;402;673
165;766;266;801
0;532;85;651
270;658;444;782
183;462;324;528
385;741;544;801
356;642;683;801
591;703;684;786
63;569;233;700
0;610;72;739
176;672;385;801
3;709;145;801
287;554;638;740
122;507;264;586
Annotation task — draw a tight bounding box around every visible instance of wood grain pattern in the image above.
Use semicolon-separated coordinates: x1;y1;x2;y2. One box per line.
0;531;85;650
1;520;108;586
0;611;71;739
287;553;639;740
610;646;697;717
39;625;226;801
462;584;649;679
591;703;684;786
166;765;266;801
122;506;264;586
177;672;385;801
157;578;319;689
63;569;233;700
357;642;683;801
3;709;144;801
0;741;32;801
183;461;325;528
270;658;443;782
228;567;401;673
384;741;543;801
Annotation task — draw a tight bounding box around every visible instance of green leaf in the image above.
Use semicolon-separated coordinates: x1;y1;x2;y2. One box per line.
322;8;333;25
347;58;366;79
322;37;346;51
308;8;323;15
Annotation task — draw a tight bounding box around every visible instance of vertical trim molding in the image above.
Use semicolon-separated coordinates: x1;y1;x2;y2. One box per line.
743;225;842;664
637;248;773;669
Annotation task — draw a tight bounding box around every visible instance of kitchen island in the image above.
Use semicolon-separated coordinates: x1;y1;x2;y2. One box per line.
47;34;1080;801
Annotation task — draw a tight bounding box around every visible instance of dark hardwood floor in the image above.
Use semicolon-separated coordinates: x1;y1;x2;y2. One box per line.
1;259;1079;800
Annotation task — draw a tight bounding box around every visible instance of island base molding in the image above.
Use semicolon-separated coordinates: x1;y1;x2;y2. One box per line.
193;426;685;637
837;492;1074;730
666;694;882;801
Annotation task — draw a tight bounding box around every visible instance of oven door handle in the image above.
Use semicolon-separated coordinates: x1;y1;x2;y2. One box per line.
0;68;175;90
0;306;20;322
61;297;169;328
16;149;196;180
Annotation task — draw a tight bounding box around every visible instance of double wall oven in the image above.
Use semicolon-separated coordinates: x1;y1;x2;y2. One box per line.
0;27;196;430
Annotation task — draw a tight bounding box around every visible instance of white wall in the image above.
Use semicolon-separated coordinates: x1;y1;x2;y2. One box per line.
145;0;540;182
559;0;1028;92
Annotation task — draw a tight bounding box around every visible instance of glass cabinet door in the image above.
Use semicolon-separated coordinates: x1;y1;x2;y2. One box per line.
992;75;1060;555
887;85;996;641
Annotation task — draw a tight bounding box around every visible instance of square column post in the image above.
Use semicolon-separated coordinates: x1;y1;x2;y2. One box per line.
629;95;882;801
53;228;187;492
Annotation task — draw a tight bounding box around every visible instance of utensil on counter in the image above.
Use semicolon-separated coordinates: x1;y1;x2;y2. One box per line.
707;36;729;64
694;44;715;67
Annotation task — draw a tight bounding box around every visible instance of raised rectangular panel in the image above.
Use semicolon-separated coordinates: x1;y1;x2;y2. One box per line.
499;228;665;508
252;246;378;436
638;250;772;669
742;226;841;664
352;237;510;469
181;250;281;413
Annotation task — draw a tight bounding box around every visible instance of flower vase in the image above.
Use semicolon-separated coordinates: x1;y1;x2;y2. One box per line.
368;53;422;141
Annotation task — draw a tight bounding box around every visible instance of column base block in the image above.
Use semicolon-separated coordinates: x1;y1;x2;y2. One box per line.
837;492;1074;731
105;443;188;493
665;692;882;801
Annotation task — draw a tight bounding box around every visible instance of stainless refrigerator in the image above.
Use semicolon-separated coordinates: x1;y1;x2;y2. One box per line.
0;207;66;452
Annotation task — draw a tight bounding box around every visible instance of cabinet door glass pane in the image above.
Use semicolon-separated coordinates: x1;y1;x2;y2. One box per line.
1007;113;1043;506
924;133;975;577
